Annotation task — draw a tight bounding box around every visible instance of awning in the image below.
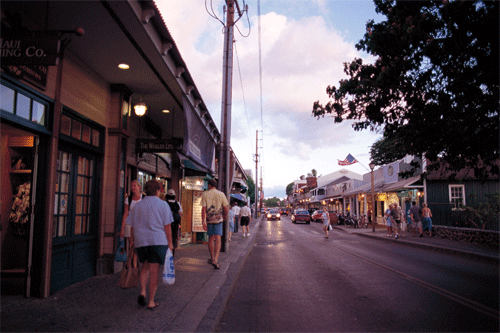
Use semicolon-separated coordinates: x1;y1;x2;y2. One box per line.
382;176;423;192
230;193;246;202
177;152;212;175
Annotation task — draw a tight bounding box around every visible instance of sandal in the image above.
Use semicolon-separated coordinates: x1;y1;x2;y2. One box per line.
137;295;146;306
212;263;220;269
147;302;160;311
207;258;213;264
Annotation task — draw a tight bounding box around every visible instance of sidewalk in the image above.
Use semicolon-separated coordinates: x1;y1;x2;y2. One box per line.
332;224;499;265
1;218;263;333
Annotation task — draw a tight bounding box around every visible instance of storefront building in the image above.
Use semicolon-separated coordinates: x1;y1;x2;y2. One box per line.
1;0;222;298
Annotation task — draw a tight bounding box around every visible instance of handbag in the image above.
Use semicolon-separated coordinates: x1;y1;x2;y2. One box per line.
118;246;139;289
163;248;175;285
114;238;127;262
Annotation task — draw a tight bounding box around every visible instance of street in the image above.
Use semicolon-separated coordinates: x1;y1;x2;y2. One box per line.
217;216;499;332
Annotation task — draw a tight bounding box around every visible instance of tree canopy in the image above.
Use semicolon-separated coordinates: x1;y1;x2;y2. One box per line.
312;0;499;177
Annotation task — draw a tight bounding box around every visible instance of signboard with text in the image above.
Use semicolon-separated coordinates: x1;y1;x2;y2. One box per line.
136;139;183;153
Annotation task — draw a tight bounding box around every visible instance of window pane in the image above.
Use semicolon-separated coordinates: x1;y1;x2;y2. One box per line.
54;194;59;214
0;84;15;113
78;156;85;175
32;100;46;125
77;176;84;193
92;130;100;147
76;196;83;214
58;216;66;237
82;125;91;143
74;216;82;235
60;173;69;192
71;120;82;140
16;93;31;120
61;152;70;171
61;115;71;136
59;194;68;214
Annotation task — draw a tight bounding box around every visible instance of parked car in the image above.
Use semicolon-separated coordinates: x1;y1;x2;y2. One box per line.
311;210;325;222
329;211;340;224
267;209;281;220
291;210;311;224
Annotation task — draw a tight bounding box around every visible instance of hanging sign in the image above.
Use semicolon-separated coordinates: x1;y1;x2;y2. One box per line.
1;32;61;66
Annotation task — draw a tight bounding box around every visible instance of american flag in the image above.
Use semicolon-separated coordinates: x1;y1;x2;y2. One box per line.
338;154;358;166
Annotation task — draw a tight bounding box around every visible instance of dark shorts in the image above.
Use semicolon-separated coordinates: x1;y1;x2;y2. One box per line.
207;222;223;236
136;245;168;265
240;216;250;226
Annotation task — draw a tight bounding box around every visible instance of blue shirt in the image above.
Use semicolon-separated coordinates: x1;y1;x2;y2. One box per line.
129;196;174;248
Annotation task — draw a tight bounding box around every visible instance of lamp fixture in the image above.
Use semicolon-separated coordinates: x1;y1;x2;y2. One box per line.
118;63;130;70
134;100;147;117
162;109;170;113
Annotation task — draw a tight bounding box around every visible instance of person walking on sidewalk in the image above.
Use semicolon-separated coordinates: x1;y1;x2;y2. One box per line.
129;179;174;310
165;189;183;256
228;201;236;242
422;203;433;237
119;180;143;250
410;201;423;237
390;203;403;239
201;179;229;269
239;201;252;237
232;201;240;233
385;205;393;237
322;208;330;239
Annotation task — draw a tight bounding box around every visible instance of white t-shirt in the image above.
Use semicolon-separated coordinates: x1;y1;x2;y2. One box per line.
232;206;240;218
239;206;251;217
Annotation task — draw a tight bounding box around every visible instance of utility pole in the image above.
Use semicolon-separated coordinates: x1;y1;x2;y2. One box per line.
254;130;259;219
219;0;243;252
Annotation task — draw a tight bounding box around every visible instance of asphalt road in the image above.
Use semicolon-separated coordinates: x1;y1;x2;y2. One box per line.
217;216;499;332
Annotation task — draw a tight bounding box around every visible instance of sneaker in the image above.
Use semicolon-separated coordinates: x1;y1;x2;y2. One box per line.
243;233;247;238
395;235;398;239
247;233;251;237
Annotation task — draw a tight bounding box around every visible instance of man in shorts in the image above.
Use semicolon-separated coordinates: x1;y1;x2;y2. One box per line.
239;201;252;237
129;179;174;310
201;179;229;269
409;201;423;237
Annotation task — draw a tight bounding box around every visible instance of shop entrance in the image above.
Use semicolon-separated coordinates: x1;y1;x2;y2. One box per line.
50;148;98;293
1;127;39;296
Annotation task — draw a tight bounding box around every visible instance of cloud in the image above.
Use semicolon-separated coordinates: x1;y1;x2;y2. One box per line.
158;0;381;194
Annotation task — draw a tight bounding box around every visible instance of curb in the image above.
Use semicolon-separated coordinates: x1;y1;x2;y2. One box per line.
195;218;261;332
355;232;499;265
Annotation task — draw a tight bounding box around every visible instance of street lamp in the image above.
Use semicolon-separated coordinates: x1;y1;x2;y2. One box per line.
369;162;376;232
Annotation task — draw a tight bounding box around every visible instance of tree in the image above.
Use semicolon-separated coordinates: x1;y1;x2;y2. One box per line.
245;176;255;205
312;0;499;177
286;182;294;196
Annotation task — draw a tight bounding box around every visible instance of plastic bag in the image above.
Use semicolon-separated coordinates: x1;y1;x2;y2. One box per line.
163;248;175;285
328;225;332;231
115;238;127;262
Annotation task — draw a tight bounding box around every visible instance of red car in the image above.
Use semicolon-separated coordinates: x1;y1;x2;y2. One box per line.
311;210;325;222
291;210;311;224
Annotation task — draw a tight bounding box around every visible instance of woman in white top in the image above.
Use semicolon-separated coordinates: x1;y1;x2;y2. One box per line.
322;208;330;239
119;180;143;248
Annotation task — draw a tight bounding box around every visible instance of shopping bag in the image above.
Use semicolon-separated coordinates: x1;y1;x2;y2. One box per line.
118;246;139;289
114;238;127;262
163;248;175;285
328;225;332;231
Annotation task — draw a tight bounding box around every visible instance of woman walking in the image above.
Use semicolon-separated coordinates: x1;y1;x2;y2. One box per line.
322;208;330;239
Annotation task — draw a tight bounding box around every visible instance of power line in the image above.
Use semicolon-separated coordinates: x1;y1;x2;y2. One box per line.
234;42;250;137
257;0;264;193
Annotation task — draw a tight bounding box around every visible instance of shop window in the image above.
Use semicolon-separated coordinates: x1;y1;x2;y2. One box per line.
0;82;48;125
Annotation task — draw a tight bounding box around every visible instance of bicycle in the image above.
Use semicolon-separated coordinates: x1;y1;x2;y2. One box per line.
358;215;368;228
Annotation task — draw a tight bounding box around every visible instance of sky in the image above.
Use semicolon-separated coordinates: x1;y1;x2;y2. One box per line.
158;0;385;199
